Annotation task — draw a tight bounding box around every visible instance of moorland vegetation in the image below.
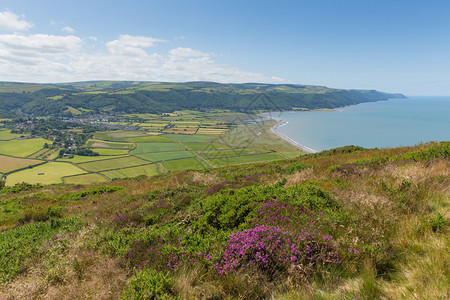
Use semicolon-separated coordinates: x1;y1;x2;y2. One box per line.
0;142;448;299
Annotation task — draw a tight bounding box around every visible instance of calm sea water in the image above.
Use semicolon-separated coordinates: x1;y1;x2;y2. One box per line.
272;96;450;152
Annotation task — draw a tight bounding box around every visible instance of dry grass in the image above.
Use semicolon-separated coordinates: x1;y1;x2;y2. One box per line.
0;227;128;300
285;168;315;186
190;171;220;186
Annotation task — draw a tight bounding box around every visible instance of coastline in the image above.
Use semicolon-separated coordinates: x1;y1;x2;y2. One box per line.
269;118;317;154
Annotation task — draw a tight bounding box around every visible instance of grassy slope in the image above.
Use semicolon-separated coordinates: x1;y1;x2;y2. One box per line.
0;142;448;299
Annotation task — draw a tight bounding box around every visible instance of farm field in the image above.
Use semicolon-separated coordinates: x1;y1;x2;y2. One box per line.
162;129;197;134
106;130;150;138
86;139;134;149
101;163;159;180
58;155;128;164
1;112;302;186
132;142;184;154
63;173;109;184
162;134;211;143
162;157;208;171
28;148;51;159
5;162;86;186
0;130;21;141
183;142;220;151
94;148;130;156
93;132;130;142
197;128;228;135
0;138;48;157
0;155;43;173
136;150;195;161
77;156;149;172
129;136;173;143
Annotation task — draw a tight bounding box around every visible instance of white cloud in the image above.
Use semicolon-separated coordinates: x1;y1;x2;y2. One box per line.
62;26;75;34
0;11;33;31
169;47;209;58
106;34;164;56
174;35;187;40
89;36;98;42
0;34;81;56
0;32;283;84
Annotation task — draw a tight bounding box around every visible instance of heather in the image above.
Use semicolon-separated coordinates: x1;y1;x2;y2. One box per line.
0;142;448;299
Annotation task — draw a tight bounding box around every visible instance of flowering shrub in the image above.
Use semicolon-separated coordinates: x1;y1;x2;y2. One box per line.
216;225;340;279
111;213;130;225
124;232;185;272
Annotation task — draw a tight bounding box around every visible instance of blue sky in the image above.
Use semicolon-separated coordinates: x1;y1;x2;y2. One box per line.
0;0;449;95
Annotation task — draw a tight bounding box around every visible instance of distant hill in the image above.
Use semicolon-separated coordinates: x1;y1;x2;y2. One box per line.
0;81;406;116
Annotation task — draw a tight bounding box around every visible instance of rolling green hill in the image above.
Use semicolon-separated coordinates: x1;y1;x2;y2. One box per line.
0;81;406;116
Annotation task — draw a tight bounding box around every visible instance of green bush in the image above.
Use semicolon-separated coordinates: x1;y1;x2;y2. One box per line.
398;142;450;161
19;206;63;224
430;213;447;232
120;269;178;299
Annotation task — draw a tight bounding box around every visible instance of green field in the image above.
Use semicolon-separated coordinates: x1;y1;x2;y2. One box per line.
63;173;109;184
66;106;82;115
0;155;43;173
129;136;174;143
183;142;220;151
196;128;228;135
0;112;303;185
94;148;130;156
78;156;149;172
58;155;128;164
86;139;134;149
106;130;150;138
162;134;212;142
0;138;48;157
101;164;159;180
0;130;21;141
27;148;51;159
132;143;184;154
208;153;285;167
5;162;87;186
162;157;208;171
93;131;130;142
136;151;195;162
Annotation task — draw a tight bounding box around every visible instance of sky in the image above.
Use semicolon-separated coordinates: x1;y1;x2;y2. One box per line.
0;0;449;95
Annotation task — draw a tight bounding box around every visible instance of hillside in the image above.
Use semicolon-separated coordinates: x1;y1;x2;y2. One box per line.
0;142;448;299
0;81;406;116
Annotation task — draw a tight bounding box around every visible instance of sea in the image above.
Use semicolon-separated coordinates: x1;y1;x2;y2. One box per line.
269;96;450;152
